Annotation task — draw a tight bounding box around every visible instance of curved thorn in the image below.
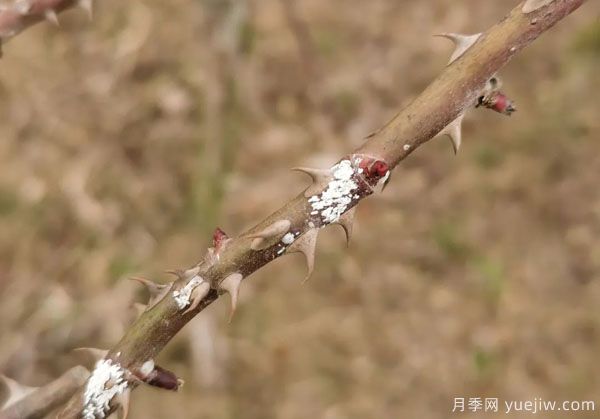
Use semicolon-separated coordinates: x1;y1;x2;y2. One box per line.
287;228;318;282
165;269;184;279
129;277;171;309
523;0;554;13
439;114;464;154
183;281;211;314
78;0;93;20
381;172;392;192
334;207;356;246
116;388;131;419
291;167;331;181
130;276;167;294
0;375;37;409
219;273;243;322
132;302;147;317
44;9;59;26
434;32;482;64
248;220;291;239
183;266;200;279
292;167;333;197
248;220;292;250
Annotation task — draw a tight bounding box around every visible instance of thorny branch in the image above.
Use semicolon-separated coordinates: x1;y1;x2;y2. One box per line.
0;0;589;418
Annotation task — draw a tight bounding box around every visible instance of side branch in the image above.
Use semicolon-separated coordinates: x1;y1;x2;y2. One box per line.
0;367;89;419
54;0;585;417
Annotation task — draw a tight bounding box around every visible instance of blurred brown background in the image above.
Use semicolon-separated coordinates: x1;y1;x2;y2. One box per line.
1;0;599;418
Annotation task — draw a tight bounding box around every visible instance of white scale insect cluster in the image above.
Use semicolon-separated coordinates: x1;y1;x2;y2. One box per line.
281;232;295;245
83;359;128;419
308;159;358;224
276;231;300;255
173;276;204;309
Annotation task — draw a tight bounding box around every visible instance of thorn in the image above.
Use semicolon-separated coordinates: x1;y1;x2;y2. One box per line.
0;375;37;409
116;388;131;419
183;281;211;314
72;348;108;369
248;220;292;250
132;302;147;317
333;207;356;246
78;0;93;19
439;114;464;154
381;172;391;192
434;32;482;64
130;276;168;295
249;220;292;239
129;277;171;309
219;273;243;322
183;266;200;279
165;269;184;279
44;9;59;26
287;228;318;282
292;166;333;197
523;0;554;13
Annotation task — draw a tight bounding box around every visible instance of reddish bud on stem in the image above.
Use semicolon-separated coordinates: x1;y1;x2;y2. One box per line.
478;91;516;115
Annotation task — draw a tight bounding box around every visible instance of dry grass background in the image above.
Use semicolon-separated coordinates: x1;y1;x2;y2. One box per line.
0;0;599;418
